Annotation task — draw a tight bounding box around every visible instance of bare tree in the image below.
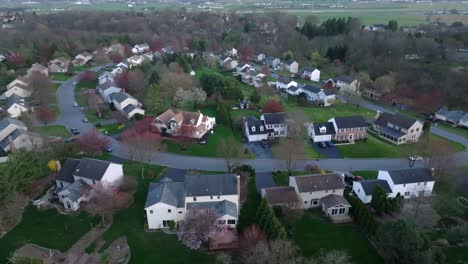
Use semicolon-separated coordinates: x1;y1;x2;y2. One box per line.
127;70;148;97
218;138;242;173
94;48;110;65
177;208;219;249
35;105;57;125
75;129;110;155
30;71;53;104
88;93;104;118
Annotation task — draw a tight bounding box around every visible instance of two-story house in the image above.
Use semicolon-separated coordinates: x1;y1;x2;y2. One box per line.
55;158;124;211
111;92;145;119
98;71;114;86
329;116;367;142
132;43;150;54
4;95;28;118
299;67;321;82
282;60;299;74
352;179;394;204
265;56;281;70
0;117;42;152
72;52;93;66
153;109;216;139
2;78;32;99
145;173;240;229
276;77;297;91
98;80;122;103
308;122;336;143
288;85;335;106
327;76;360;93
289;173;346;208
261;112;287;138
48;57;70;73
26;63;48;77
244;116;272;142
373;112;423;145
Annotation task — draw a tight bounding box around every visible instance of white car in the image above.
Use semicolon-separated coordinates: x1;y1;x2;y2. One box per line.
72;81;77;85
409;155;423;161
73;102;79;107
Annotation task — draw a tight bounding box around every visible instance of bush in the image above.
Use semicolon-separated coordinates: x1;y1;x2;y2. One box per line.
168;220;176;231
134;113;144;120
437;217;458;228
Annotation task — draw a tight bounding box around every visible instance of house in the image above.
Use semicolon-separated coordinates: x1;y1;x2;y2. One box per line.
239;100;250;109
0;54;5;62
363;87;382;101
98;80;122;102
6;76;29;90
153;109;215;139
26;63;48;77
261;186;299;208
132;43;150;54
145;173;240;229
244;116;271;142
55;158;124;211
275;77;297;90
300;67;320;82
0;117;42;152
282;60;299;74
434;108;466;125
288;85;335;106
352;179;394;204
4;95;28;118
48;57;70;73
320;194;352;223
353;168;435;204
253;53;266;63
221;57;238;70
236;63;252;74
327;76;360;93
111;63;129;76
72;52;93;66
98;71;114;85
373;112;423;145
111;92;145;119
289;173;345;209
329;116;367;142
2;82;32;99
265;56;281;69
308;122;336;143
227;48;238;57
127;55;145;68
459;114;468;128
261;112;287;138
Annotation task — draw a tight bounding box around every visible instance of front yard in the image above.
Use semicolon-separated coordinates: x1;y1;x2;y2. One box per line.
96;123;126;136
36;125;71;138
437;123;468;139
49;73;71;81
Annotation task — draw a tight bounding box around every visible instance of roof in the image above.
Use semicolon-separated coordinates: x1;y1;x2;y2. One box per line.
56;158;80;183
0;128;30;150
311;122;336;136
358;179;392;195
292;173;344;193
28;63;47;72
320;194;351;209
8;82;30;91
145;181;185;208
185;173;238;197
382;126;406;139
161;168;186;183
301;67;317;73
284;59;296;65
277;76;293;84
0;117;26;132
332;116;367;129
262;186;299;205
435;108;465;122
386;168;434;184
262;112;286;125
335;76;355;84
61;179;91;202
301;85;321;94
245;116;270;135
123;104;137;114
73;158;111;181
374;112;419;129
5;95;26;110
156;109;177;124
323;89;335;96
186;200;238;218
134;43;149;49
112;92;133;103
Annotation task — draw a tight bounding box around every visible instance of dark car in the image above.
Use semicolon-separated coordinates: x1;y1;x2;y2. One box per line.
104;146;113;152
318;142;327;148
70;128;80;135
261;139;270;148
326;141;334;147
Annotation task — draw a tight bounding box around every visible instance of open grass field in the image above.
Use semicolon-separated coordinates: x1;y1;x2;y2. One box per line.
291;210;382;264
36;125;71;138
0;207;99;262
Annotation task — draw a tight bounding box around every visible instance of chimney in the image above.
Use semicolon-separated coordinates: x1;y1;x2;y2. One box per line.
56;160;61;172
375;110;381;120
236;175;241;215
431;168;435;177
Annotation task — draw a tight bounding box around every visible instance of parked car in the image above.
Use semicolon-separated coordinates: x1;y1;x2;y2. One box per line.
72;81;77;85
70;128;80;135
82;118;89;123
64;137;76;143
104;146;113;152
318;142;327;149
261;139;270;148
409;155;423;161
73;102;79;107
326;141;334;147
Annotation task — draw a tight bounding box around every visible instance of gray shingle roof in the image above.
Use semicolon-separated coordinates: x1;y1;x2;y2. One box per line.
382;126;406;138
262;112;286;125
312;122;336;136
123;104;137;114
374;112;419;130
301;67;317;73
262;186;298;205
73;158;111;181
185;174;238;197
387;168;434;184
359;179;392;195
0;128;30;150
320;194;351;209
145;181;186;208
112;92;135;104
161;168;186;183
335;76;355;84
245;116;271;135
301;85;321;94
292;173;345;193
62;179;91;202
56;158;80;183
277;76;293;84
186;200;238;218
332;116;367;129
0;117;26;132
5;95;26;110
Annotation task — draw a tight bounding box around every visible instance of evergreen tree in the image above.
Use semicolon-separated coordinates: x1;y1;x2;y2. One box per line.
250;89;261;104
371;185;388;215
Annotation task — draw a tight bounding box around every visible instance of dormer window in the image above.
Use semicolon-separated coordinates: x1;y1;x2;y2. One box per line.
252;126;256;132
260;126;264;132
319;126;326;133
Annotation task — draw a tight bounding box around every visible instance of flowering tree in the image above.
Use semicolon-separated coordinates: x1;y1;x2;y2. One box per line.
177;209;219;249
75;129;110;155
110;52;123;63
261;65;271;76
35;105;57;125
116;72;130;90
262;99;284;113
88;93;105;118
152;37;164;52
79;70;97;83
239;224;267;250
6;53;25;66
173;87;207;107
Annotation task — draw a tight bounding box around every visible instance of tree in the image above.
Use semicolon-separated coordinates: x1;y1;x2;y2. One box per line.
95;48;110;65
242;240;306;264
311;50;328;68
282;50;294;61
261;65;271;76
262;100;284;113
375;220;436;264
30;71;53;104
144;84;168;115
315;250;353;264
177;208;219;249
374;74;396;94
35;105;57;125
217;138;242;173
127;70;148;97
217;102;231;126
371;185;389;215
75;129;110;155
173;86;207;108
250;89;261;104
67;62;75;76
79;70;97;83
239;224;267;250
387;20;398;31
88;93;104;118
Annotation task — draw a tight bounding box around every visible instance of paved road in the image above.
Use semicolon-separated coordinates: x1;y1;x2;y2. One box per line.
53;74;468;173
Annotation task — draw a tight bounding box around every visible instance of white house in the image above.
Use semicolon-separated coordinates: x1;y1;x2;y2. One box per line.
289;173;345;209
327;76;360;93
98;80;122;103
48;57;70;73
459;114;468;128
111;92;145;119
153;109;215;139
145;173;240;229
254;53;266;63
98;71;114;85
434;108;466;125
265;56;281;69
276;77;297;90
287;85;335;106
111;63;128;76
352;179;394;204
282;60;299;74
320;194;352;223
6;76;29;90
228;48;238;57
373;112;423;145
132;43;150;54
300;67;320;82
260;112;287;138
26;63;48;77
72;52;93;66
236;63;252;74
127;55;145;68
222;58;239;70
308;122;336;143
55;158;124;211
244;116;270;142
4;95;28;118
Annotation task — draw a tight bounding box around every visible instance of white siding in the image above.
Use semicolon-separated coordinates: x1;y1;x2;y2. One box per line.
352;182;372;204
101;163;124;186
145;203;185;229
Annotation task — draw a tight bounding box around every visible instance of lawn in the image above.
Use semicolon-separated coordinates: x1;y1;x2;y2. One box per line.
74;80;98;107
292;210;382;264
49;73;70;81
96;123;126;136
444;246;468;264
351;170;378;179
36;125;71;138
336;133;465;159
49;104;60;115
272;170;314;186
164;125;252;158
98;162;215;264
271;139;324;160
432;176;468;218
0;207;99;262
437;123;468;139
84;108;113;124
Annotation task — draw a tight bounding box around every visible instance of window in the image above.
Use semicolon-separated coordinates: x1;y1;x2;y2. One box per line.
218;220;226;225
193;197;197;201
331;209;337;215
325;190;328;193
312;200;319;205
217;195;220;199
149;210;153;214
178;211;182;214
404;192;410;196
403;184;406;187
168;209;171;213
416;128;420;132
424;182;427;186
332;189;336;193
339;208;346;214
210;196;213;200
251;126;256;132
304;201;308;204
228;220;236;225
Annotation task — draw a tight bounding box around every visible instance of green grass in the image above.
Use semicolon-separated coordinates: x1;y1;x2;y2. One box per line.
0;207;99;262
437;123;468;139
444;246;468;264
292;210;382;264
271;139;324;160
84;240;98;254
164;125;251;158
96;123;126;136
49;73;70;81
432;176;468;218
99;162;214;264
84;108;112;124
53;83;61;90
36;125;71;138
75;65;92;72
351;170;378;179
74;80;98;107
49;104;60;115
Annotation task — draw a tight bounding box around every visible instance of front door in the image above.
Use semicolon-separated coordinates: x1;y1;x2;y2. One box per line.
348;134;354;141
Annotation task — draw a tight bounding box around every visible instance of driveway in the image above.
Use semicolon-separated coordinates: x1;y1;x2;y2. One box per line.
243;142;272;158
311;141;342;159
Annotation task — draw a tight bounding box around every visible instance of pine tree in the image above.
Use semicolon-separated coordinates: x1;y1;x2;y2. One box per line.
256;198;268;220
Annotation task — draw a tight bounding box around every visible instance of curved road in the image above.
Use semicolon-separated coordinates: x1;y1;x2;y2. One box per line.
54;69;468;172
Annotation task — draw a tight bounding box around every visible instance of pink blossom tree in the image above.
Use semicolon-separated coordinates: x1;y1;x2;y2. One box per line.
177;209;219;249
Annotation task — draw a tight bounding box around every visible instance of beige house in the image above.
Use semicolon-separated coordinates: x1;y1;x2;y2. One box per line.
153;109;215;139
48;57;70;73
27;63;48;77
289;173;345;209
373;112;423;145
